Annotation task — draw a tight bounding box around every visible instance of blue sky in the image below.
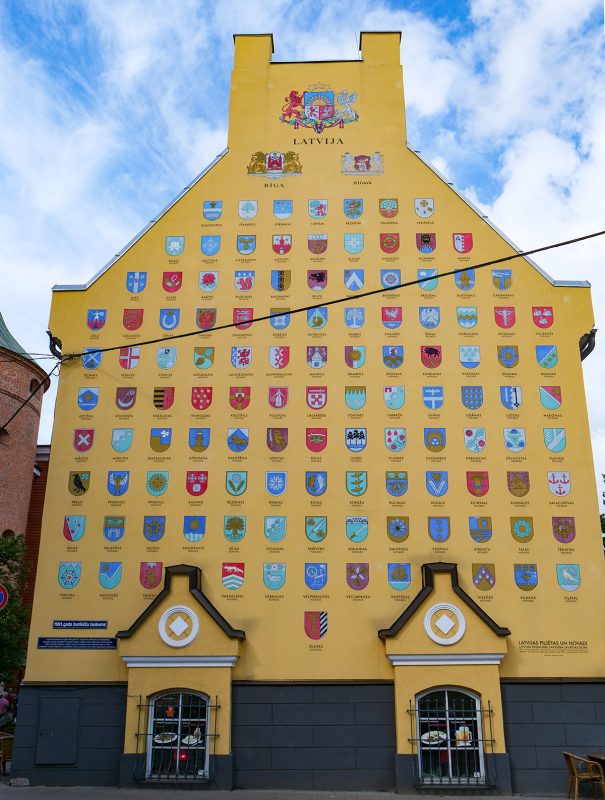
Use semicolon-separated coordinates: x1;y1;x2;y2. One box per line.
0;0;604;497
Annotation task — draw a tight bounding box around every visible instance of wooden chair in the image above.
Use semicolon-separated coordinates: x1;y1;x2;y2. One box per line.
0;732;14;775
563;752;605;800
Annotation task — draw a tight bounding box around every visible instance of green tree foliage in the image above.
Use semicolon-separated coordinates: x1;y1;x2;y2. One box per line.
0;536;30;681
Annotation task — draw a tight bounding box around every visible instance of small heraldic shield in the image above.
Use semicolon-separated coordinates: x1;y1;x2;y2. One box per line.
143;516;165;542
270;308;290;329
196;308;216;331
203;200;222;220
388;563;411;591
306;471;327;496
429;517;450;542
269;345;290;369
492;268;512;290
231;346;252;369
227;428;249;452
307;269;327;290
500;386;522;410
422;345;442;369
267;427;288;452
264;516;286;542
344;198;363;218
58;562;81;589
426;471;448;496
157;347;177;370
154;386;174;410
264;562;286;591
386;471;407;496
498;345;519;369
557;564;580;592
457;307;477;328
536;345;558;369
345;385;365;409
236;235;255;254
191;386;212;410
459;345;480;369
309;199;327;218
107;471;129;496
305;562;327;591
346;516;368;543
272;234;291;255
473;564;495;591
78;387;98;410
544;427;566;452
343;233;364;254
150;428;171;452
548;471;571;496
494;307;516;329
186;471;208;496
382;307;402;329
193;347;214;369
74;429;94;452
346;563;369;591
140;562;163;589
165;236;184;256
229;386;250;410
455;269;475;290
514;564;537;591
533;306;554;328
464;428;486;453
387;517;409;543
103;516;124;542
306;428;327;452
224;516;246;543
453;233;473;253
469;516;492;543
305;516;327;542
238;200;257;219
126;271;146;293
222;563;244;591
384;385;404;410
307;346;327;369
235;270;255;292
266;471;287;496
346;471;367;496
540;385;562;410
306;385;327;409
345;345;365;369
119;347;140;370
424;428;446;452
189;428;210;452
345;428;367;452
507;471;530;497
511;517;533;543
123;308;143;330
184;516;206;542
201;233;221;255
466;471;489;497
271;269;291;291
226;471;247;496
162;271;182;292
381;269;400;289
304;611;327;640
146;471;168;497
160;308;180;329
461;386;483;410
273;199;292;219
82;348;102;370
64;515;86;542
99;562;122;589
415;197;434;217
504;427;525;452
344;307;364;328
416;232;436;253
383;345;404;369
385;428;406;452
344;268;364;290
199;271;218;291
380;198;398;217
552;516;575;544
380;233;399;253
268;386;288;409
420;306;440;329
423;385;444;410
87;309;106;330
308;234;328;254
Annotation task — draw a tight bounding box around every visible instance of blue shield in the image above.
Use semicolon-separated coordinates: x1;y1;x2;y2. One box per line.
306;471;327;496
150;428;172;451
305;516;327;542
422;385;444;410
514;564;538;590
107;471;129;496
203;200;222;220
307;307;328;329
344;233;364;253
498;345;519;369
419;307;440;329
64;515;86;542
270;310;290;329
264;562;286;590
386;471;408;496
556;564;580;592
111;428;133;452
469;516;492;543
305;562;328;591
345;386;366;410
99;562;122;589
418;268;438;290
344;308;365;329
461;386;483;410
165;236;184;256
157;347;177;370
344;269;364;290
274;199;292;219
500;385;522;410
226;471;248;496
345;428;367;452
346;516;368;543
388;563;411;591
159;308;180;330
426;471;448;496
457;307;478;328
384;385;404;410
381;269;400;290
540;385;561;410
266;471;287;496
424;428;446;451
271;270;290;291
78;387;99;411
228;428;249;452
58;562;81;589
183;516;206;542
264;516;287;542
201;235;221;256
460;345;480;369
383;346;404;369
143;516;165;542
146;471;168;496
82;348;102;370
344;198;363;218
224;515;246;543
126;271;147;293
504;428;526;452
455;269;475;290
103;516;125;542
544;428;566;453
189;428;210;452
236;234;255;254
429;517;450;542
87;309;106;330
492;268;512;290
346;471;367;496
193;346;214;370
536;345;558;369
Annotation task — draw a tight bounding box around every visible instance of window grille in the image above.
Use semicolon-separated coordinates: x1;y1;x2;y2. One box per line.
408;689;494;786
133;691;219;782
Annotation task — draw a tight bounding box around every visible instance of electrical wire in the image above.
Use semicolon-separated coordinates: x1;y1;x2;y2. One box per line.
0;360;63;433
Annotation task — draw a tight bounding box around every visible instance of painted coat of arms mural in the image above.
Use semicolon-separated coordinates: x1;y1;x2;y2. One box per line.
279;83;359;132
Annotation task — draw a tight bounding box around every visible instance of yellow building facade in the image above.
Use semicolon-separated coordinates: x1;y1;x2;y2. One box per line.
13;33;604;793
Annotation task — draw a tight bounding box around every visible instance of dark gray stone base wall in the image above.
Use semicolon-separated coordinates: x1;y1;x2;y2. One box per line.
232;682;396;790
502;680;605;796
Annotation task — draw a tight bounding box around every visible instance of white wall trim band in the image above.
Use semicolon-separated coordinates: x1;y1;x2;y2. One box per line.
388;653;506;666
123;656;238;668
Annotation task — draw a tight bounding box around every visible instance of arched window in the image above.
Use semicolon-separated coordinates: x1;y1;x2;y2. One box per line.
415;687;487;785
146;690;209;781
1;529;15;539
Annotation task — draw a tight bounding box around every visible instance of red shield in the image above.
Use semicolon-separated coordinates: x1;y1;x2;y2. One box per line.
267;428;288;452
119;347;140;370
269;346;289;369
532;306;554;328
123;308;143;330
229;386;250;410
196;308;216;330
272;235;292;255
421;345;442;368
467;471;489;497
304;610;327;640
233;308;253;330
306;386;327;409
186;471;208;496
115;387;137;410
162;272;182;292
307;270;327;290
153;387;174;409
380;233;399;253
191;387;213;410
268;386;288;409
139;562;163;589
306;428;327;452
494;307;516;328
73;429;94;452
453;233;473;253
382;307;402;327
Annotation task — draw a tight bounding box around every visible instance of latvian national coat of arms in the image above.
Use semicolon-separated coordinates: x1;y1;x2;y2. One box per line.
279;83;359;132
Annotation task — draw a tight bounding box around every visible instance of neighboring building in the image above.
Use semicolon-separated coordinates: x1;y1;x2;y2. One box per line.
22;445;51;611
12;33;604;794
0;312;50;540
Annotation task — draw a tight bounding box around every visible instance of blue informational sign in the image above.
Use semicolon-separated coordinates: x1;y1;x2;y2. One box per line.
52;620;108;629
37;637;117;649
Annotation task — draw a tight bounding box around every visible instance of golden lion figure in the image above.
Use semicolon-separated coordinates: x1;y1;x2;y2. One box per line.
247;152;266;174
283;151;302;173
